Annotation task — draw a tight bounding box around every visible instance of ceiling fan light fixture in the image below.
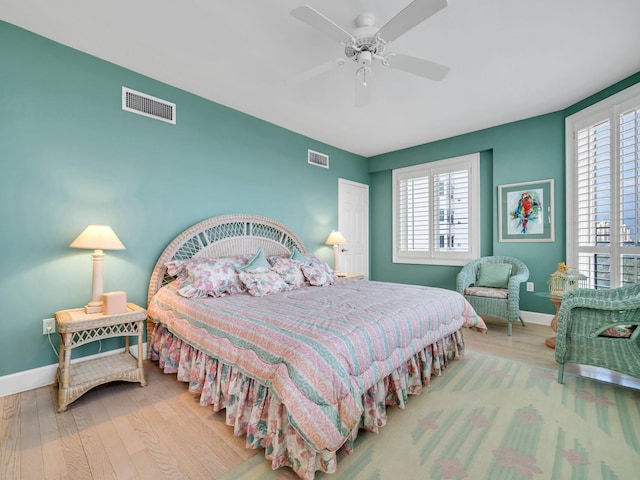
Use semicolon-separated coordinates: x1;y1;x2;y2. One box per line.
356;50;372;66
291;0;450;105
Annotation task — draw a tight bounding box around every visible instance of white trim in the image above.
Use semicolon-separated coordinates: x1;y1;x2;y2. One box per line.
392;153;480;266
0;343;147;398
476;310;551;328
566;82;640;285
0;363;59;398
338;178;370;278
520;310;553;326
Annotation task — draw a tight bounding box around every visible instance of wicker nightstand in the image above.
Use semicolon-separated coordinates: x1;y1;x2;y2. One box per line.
336;273;365;280
54;303;147;412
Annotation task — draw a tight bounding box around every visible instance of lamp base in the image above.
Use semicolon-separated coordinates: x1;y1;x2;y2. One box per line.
84;302;103;314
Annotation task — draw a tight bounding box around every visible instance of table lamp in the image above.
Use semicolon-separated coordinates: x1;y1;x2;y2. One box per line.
70;225;126;313
325;230;347;274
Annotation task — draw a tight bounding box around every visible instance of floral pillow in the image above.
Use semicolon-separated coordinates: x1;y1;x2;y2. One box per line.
267;254;289;265
166;255;250;278
238;267;290;296
165;256;250;298
165;259;187;278
266;248;311;266
301;263;336;287
271;257;307;288
600;325;636;338
307;254;336;277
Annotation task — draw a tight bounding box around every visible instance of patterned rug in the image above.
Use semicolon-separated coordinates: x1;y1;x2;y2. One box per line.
220;351;640;480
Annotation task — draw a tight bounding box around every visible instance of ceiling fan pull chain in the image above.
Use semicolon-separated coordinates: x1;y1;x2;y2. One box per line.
356;66;371;87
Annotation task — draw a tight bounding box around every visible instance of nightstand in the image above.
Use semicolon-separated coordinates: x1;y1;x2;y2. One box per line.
336;273;365;280
54;303;147;412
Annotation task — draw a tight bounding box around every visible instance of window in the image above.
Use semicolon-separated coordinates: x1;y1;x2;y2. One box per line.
392;153;480;266
566;83;640;288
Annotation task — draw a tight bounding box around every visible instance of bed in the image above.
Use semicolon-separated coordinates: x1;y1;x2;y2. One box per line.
146;214;486;479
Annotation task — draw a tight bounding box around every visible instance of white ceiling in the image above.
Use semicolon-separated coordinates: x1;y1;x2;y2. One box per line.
2;0;640;157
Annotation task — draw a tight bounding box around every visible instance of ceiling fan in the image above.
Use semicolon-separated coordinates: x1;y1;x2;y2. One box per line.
290;0;450;106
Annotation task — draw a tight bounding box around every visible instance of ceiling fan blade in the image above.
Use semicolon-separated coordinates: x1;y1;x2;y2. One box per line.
289;59;345;84
386;53;449;81
355;69;372;107
291;5;353;44
377;0;447;43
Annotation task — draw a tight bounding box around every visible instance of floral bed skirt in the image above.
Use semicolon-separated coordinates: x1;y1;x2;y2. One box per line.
150;323;465;479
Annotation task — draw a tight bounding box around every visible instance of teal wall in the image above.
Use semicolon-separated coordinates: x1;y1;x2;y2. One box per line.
368;113;566;315
369;149;495;285
2;19;639;379
0;22;369;376
368;71;640;316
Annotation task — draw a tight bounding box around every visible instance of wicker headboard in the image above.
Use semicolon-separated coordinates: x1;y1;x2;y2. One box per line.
147;213;307;305
146;214;307;349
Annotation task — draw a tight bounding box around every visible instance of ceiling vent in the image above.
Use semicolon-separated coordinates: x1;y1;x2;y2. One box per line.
122;87;176;124
308;149;329;168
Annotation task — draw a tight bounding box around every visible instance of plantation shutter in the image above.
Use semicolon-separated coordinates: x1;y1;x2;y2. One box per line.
393;153;480;265
576;119;612;287
433;169;470;252
398;174;430;252
619;105;640;284
569;85;640;288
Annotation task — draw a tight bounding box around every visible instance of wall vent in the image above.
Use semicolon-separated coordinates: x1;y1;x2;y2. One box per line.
122;87;176;124
308;149;329;168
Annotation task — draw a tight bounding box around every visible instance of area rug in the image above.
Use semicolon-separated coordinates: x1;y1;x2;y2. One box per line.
219;351;640;480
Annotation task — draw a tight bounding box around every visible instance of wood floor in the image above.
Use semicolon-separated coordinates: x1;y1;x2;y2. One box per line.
0;319;633;479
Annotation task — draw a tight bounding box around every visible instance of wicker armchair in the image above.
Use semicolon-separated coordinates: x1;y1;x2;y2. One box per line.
456;256;529;336
555;283;640;384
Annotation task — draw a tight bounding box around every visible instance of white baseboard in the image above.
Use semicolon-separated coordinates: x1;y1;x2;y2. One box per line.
0;343;148;398
521;310;553;326
1;313;551;398
474;310;552;327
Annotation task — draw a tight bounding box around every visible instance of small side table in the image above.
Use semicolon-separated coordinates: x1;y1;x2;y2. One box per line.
545;296;563;349
534;292;563;349
336;273;365;280
54;303;147;412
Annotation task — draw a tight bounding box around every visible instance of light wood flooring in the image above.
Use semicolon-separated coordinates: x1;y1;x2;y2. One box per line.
0;319;634;479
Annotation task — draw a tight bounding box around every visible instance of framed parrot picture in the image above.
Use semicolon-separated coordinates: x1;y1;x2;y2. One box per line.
498;179;554;242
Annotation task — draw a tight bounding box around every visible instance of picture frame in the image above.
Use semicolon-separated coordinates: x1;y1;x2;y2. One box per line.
498;179;554;242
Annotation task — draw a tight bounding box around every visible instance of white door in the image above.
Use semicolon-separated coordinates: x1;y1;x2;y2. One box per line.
338;179;369;278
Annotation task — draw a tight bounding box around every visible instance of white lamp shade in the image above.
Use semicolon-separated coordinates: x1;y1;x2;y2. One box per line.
70;225;126;251
325;231;347;245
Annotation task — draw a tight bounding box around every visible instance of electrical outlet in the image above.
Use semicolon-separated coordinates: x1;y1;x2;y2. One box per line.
526;282;534;292
42;318;55;335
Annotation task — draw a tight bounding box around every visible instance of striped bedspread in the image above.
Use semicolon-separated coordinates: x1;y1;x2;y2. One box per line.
148;279;485;452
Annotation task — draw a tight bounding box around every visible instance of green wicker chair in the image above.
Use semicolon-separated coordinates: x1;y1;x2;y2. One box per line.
555;283;640;384
456;256;529;336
